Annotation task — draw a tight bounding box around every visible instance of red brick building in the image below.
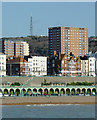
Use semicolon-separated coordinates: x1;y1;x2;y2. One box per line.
7;57;30;76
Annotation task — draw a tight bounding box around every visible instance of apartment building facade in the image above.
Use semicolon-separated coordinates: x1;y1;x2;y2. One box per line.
28;56;47;76
2;40;29;57
48;26;88;57
0;53;6;76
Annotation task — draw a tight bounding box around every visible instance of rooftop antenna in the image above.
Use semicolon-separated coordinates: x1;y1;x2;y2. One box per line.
30;14;33;36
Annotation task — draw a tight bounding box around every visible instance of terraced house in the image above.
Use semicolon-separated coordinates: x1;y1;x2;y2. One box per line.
48;51;81;76
6;57;30;76
61;54;81;76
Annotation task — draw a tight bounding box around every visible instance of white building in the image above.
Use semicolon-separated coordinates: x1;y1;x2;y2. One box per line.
89;57;96;77
28;56;47;76
0;53;6;76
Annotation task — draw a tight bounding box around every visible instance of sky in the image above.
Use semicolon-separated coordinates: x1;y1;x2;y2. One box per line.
2;2;95;37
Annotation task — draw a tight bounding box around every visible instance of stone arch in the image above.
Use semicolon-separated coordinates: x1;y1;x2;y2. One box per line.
49;88;54;95
21;89;26;96
92;88;96;94
60;88;65;94
27;88;32;96
66;88;70;95
87;88;91;94
55;88;59;94
9;89;14;95
38;88;43;95
82;88;86;94
71;88;75;95
0;89;2;93
15;89;20;96
3;89;9;95
44;88;48;94
76;88;81;94
33;88;37;94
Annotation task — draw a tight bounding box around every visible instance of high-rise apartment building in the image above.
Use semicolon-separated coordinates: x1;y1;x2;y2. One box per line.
48;26;88;57
1;40;29;57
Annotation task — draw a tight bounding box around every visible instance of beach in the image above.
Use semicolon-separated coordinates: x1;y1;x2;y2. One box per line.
0;96;96;105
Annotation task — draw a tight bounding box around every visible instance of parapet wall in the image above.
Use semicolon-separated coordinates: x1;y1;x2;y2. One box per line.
0;76;96;87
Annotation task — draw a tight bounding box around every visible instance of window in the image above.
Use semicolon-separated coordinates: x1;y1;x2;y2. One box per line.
62;60;64;64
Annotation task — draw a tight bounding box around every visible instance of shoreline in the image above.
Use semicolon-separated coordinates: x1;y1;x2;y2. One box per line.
1;102;97;106
0;96;96;105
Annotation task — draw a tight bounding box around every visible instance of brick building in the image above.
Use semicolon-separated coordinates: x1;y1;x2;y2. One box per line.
48;26;88;57
1;40;29;57
48;51;81;76
7;57;30;76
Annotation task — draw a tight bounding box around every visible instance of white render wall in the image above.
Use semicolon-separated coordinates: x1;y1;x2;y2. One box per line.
0;53;6;76
22;42;29;56
89;57;96;77
28;56;47;76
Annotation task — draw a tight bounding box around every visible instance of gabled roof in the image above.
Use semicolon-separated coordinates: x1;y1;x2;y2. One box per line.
68;56;81;62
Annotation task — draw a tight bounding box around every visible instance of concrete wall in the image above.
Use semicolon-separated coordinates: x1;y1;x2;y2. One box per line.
0;76;96;87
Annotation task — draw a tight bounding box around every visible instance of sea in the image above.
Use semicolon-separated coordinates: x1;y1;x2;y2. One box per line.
0;104;96;119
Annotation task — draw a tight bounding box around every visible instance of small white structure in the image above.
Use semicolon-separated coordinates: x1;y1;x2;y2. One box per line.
28;56;47;76
89;57;96;77
0;53;6;76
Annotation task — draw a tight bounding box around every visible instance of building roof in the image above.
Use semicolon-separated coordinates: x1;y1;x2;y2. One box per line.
7;57;28;63
0;52;5;55
80;55;88;60
68;56;81;62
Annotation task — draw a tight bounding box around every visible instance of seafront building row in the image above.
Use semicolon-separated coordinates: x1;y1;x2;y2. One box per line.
0;52;97;77
48;51;97;77
0;26;97;77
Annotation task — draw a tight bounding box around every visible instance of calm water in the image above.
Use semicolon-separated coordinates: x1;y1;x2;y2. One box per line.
0;104;96;118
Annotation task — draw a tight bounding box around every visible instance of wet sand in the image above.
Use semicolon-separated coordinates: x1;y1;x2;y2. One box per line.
0;96;96;105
